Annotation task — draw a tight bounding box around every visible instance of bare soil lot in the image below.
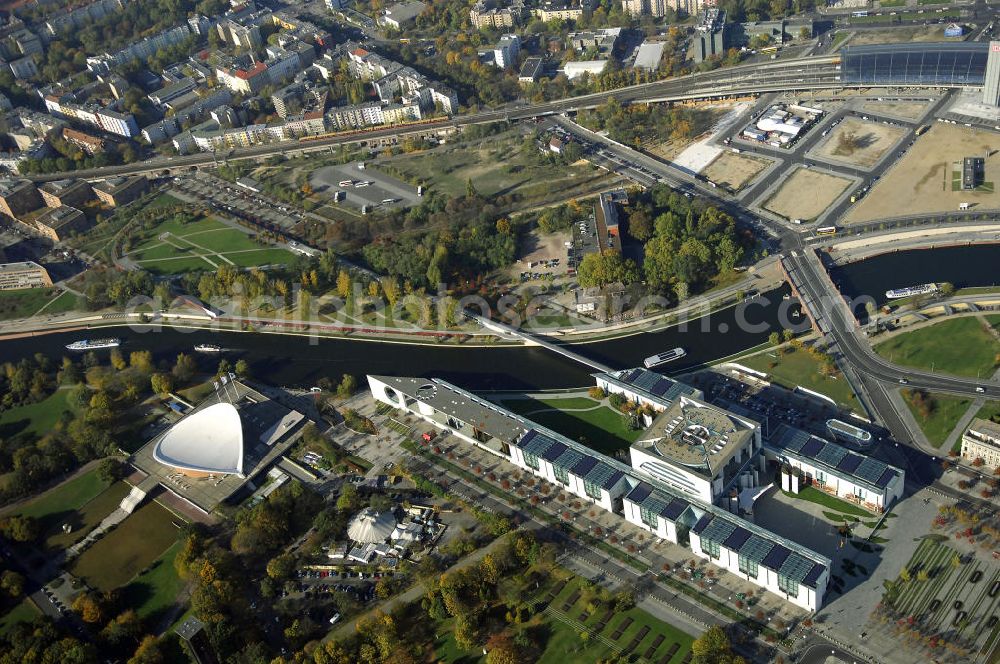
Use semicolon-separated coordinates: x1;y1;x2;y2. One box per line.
811;116;907;168
764;168;852;221
845;123;1000;224
701;152;772;191
848;25;964;46
860;100;932;121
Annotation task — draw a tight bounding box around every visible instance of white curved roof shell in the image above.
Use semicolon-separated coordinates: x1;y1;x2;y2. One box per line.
347;508;396;544
153;402;244;476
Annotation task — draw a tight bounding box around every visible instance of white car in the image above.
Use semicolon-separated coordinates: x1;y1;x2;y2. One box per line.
329;613;342;625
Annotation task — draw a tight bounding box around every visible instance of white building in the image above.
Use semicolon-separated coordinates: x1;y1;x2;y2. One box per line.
961;418;1000;467
564;60;607;80
766;425;904;514
367;374;832;611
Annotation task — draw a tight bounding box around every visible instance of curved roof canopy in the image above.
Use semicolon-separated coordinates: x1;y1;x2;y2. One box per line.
153;402;244;476
347;508;396;544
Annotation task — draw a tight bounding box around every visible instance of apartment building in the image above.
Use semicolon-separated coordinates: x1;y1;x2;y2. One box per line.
0;179;41;218
34;206;89;241
39;179;94;209
962;418;1000;467
92;175;149;207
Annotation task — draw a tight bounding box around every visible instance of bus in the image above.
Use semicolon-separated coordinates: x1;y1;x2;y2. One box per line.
852;10;868;17
915;125;930;136
815;226;837;236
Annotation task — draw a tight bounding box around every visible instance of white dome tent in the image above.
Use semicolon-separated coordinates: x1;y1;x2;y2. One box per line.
347;508;397;544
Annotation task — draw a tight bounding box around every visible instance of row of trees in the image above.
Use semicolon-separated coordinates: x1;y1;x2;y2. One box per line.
578;98;715;148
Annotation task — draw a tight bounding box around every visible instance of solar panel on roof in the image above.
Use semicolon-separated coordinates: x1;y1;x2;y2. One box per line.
627;482;652;503
723;526;752;550
692;514;713;534
740;535;774;563
816;442;849;467
586;462;619;489
779;552;816;583
803;563;825;587
701;516;737;544
623;369;641;383
837;455;863;474
642;492;671;516
634;371;661;392
554;448;583;470
523;431;557;456
542;441;568;462
762;544;791;570
855;456;889;484
783;428;812;453
572;455;598;477
876;467;898;489
662;497;688;520
799;437;825;456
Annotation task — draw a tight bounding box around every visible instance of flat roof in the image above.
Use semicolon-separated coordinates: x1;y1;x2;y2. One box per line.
634;41;666;69
595;368;700;404
634;396;754;476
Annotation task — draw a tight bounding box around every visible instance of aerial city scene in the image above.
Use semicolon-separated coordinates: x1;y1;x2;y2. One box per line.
4;0;1000;663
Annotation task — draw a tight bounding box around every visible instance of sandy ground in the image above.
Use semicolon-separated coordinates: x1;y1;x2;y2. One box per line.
860;100;932;121
845;123;1000;224
517;229;569;267
646;105;736;162
701;152;772;191
847;25;964;46
811;116;907;168
764;168;852;221
673;102;751;173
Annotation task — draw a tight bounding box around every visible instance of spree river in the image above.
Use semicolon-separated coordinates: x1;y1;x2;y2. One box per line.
0;286;800;391
2;244;996;391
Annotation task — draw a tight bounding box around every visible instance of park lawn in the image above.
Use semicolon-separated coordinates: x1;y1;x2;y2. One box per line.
225;247;296;267
740;347;861;411
976;401;1000;424
499;396;643;455
41;481;131;551
783;485;871;517
0;288;72;321
136;256;221;275
0;598;39;636
121;540;187;623
0;388;77;443
70;500;183;592
39;290;80;316
8;466;108;523
874;317;1000;378
178;227;264;253
901;390;972;448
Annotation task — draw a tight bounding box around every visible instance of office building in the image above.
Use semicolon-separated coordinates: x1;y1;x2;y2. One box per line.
39;179;94;209
92;176;149;207
34;206;89;241
0;179;41;218
0;261;52;290
962;418;1000;467
494;34;520;69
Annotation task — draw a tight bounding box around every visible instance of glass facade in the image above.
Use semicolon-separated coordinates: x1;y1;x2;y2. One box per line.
640;505;659;529
554;465;569;485
702;537;721;559
584;480;602;500
840;42;988;86
777;574;799;598
524;451;539;470
738;554;758;579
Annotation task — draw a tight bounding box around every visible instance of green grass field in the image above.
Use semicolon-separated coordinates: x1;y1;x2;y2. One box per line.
41;481;131;551
125;214;295;275
6;466;109;523
902;390;972;449
499;396;644;455
740;347;861;411
784;485;872;517
122;540;186;623
875;317;1000;378
0;388;76;443
433;572;693;664
0;288;77;321
375;130;611;203
976;401;1000;424
0;598;39;636
70;500;182;592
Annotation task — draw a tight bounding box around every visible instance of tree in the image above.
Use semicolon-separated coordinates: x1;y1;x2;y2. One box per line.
577;250;639;288
234;359;250;379
627;208;654;242
0;515;38;542
337;270;352;299
128;635;165;664
99;457;125;483
129;351;154;374
691;625;745;664
150;372;174;397
0;570;24;597
72;592;105;624
768;331;781;347
337;484;359;511
337;374;357;399
172;353;197;383
110;348;127;371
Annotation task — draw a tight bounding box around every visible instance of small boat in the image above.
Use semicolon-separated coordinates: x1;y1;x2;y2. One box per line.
66;338;121;351
885;283;937;299
644;348;686;369
194;344;223;353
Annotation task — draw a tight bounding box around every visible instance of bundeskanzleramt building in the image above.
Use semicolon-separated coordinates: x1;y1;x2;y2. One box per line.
962;418;1000;467
368;373;832;611
0;261;52;290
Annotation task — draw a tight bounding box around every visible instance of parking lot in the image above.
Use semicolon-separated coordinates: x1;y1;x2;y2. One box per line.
170;173;306;233
309;163;421;213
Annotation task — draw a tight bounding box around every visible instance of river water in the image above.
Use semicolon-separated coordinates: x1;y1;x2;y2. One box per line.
2;244;996;391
